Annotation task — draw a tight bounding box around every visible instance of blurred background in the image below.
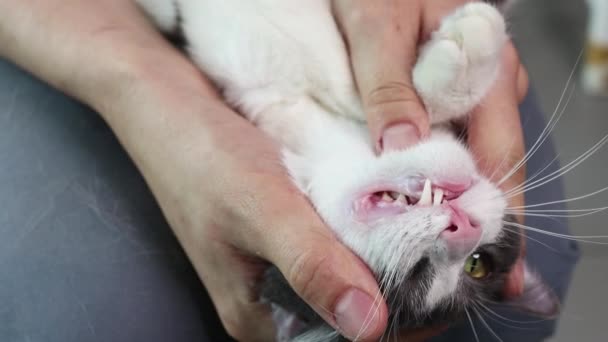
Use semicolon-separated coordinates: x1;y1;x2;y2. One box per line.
510;0;608;340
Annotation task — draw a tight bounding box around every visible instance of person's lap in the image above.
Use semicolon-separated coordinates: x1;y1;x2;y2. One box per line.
0;58;579;342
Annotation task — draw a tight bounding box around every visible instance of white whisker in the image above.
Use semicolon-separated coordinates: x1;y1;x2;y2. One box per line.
503;221;608;244
523;154;561;185
505;134;608;198
506;208;608;218
498;50;583;187
466;308;481;342
507;207;608;213
475;301;548;325
502;227;557;252
473;306;504;342
508;185;608;209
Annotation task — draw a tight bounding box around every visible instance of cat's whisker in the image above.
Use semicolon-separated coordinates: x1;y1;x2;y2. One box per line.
506;208;608;218
490;154;562;204
506;207;608;213
498;51;582;187
471;302;539;331
503;221;608;244
501;83;575;189
475;301;548;325
465;308;481;342
355;285;386;342
515;154;561;188
505;133;608;198
376;246;414;342
473;306;504;342
507;184;608;209
488;137;518;182
502;227;557;252
505;134;608;199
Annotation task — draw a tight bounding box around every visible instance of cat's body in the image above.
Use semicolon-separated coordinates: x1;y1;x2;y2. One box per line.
135;1;556;341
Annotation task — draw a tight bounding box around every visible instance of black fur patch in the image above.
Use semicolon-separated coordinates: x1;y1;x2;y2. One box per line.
163;0;188;49
260;215;522;340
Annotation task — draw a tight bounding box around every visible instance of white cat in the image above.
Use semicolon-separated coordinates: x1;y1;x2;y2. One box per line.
135;1;557;341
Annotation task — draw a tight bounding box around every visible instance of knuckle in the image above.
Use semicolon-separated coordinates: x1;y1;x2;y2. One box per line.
502;41;521;67
217;308;245;340
365;82;426;123
288;249;335;304
366;82;420;108
337;3;380;32
218;307;253;341
214;290;274;342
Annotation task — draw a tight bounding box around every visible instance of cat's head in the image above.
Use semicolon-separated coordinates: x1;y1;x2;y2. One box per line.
309;128;559;328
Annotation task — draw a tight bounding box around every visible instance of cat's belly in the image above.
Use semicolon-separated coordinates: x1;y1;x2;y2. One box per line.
174;0;362;126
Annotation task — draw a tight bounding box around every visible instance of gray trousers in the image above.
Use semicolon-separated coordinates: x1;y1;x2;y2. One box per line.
0;58;579;342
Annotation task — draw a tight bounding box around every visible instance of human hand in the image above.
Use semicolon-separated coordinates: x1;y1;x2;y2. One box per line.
125;83;391;342
332;0;529;337
0;1;391;341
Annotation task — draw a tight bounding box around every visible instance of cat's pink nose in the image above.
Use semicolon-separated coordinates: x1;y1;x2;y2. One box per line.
440;207;481;260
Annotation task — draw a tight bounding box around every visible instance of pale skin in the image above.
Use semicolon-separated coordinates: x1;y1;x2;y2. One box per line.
0;0;527;341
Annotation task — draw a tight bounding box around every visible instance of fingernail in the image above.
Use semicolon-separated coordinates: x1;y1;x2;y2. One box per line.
380;123;420;152
334;289;381;339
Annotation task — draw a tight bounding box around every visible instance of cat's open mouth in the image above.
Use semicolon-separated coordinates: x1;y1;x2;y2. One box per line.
354;179;469;220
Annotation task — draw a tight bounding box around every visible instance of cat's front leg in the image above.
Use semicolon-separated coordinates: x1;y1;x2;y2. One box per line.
413;3;508;125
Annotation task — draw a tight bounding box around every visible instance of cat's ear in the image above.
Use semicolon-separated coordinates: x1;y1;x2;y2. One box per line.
507;263;560;318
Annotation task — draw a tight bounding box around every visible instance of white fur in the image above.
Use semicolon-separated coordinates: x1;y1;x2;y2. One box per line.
135;0;177;31
135;0;509;338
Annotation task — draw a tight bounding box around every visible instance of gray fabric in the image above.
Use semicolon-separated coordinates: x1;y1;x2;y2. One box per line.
0;58;578;342
0;60;230;342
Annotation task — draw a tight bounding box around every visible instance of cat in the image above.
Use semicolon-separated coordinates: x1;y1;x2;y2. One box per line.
135;1;558;341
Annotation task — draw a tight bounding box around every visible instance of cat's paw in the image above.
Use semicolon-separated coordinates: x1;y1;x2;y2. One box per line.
438;3;507;63
413;3;508;124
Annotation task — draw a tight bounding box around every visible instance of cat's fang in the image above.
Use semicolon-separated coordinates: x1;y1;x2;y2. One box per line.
433;188;444;206
389;191;401;200
381;192;394;202
396;194;407;203
419;179;433;205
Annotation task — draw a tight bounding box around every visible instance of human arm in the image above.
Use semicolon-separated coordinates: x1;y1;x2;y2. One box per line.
0;1;389;340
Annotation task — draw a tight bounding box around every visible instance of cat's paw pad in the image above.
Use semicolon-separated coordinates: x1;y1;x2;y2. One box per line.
437;3;507;63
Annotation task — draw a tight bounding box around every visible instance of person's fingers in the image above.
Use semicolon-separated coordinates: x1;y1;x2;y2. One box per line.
196;243;277;342
469;43;526;207
259;208;389;341
504;257;525;299
230;176;388;341
517;63;530;104
333;0;430;153
468;43;527;298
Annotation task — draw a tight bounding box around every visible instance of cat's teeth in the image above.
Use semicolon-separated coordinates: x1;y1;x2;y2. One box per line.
381;192;393;202
389;191;400;200
396;194;406;203
433;188;444;206
419;179;432;205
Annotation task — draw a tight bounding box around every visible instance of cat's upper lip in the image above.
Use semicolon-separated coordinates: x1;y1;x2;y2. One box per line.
375;178;469;206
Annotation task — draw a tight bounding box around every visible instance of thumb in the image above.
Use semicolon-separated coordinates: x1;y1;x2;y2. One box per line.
262;217;388;341
334;1;430;153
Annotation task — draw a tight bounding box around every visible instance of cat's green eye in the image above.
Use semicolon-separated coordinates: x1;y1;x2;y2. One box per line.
464;253;490;279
